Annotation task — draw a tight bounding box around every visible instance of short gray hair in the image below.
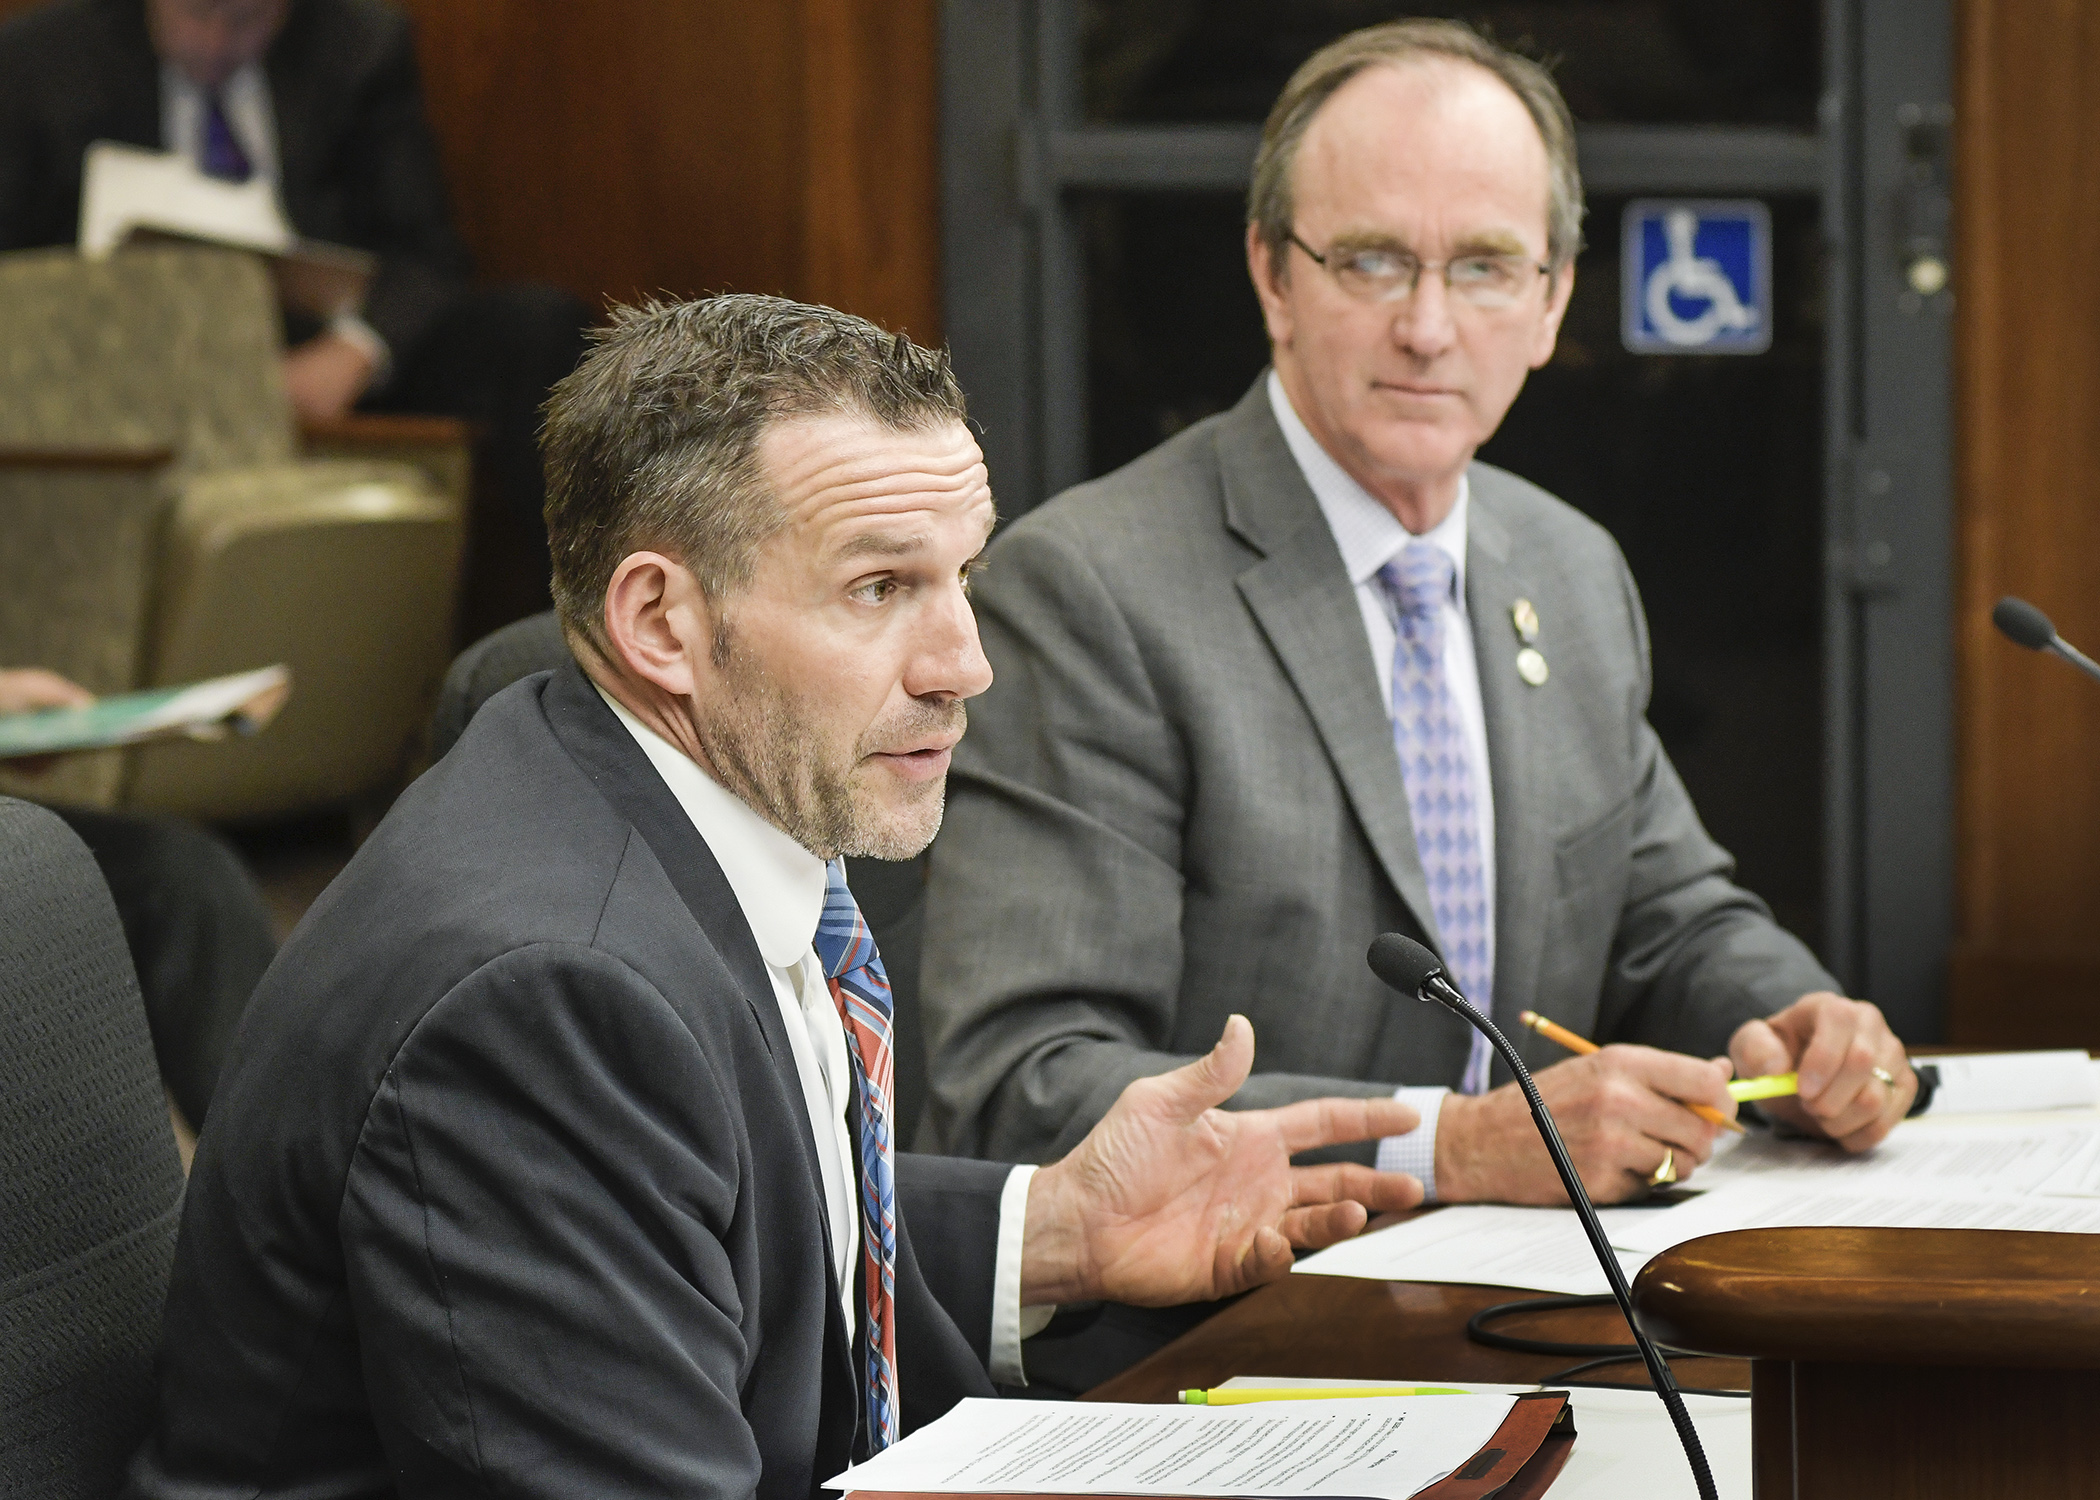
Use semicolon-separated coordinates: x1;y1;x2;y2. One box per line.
1247;19;1585;272
542;294;969;650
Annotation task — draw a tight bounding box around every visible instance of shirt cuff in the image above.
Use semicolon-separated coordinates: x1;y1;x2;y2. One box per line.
991;1163;1052;1386
327;310;392;390
1374;1086;1449;1204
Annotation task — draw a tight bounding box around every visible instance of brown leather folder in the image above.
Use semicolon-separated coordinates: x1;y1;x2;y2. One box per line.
1412;1391;1574;1500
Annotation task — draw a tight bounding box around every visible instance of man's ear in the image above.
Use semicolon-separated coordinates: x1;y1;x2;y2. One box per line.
1529;262;1576;370
601;551;711;698
1246;222;1295;349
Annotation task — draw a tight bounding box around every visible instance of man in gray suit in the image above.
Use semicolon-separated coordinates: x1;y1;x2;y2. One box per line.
923;19;1917;1213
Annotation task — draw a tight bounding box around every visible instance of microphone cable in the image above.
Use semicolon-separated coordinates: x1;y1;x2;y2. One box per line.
1466;1295;1750;1398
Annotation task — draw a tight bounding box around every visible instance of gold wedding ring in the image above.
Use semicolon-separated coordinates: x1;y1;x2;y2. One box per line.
1872;1066;1897;1087
1648;1148;1677;1187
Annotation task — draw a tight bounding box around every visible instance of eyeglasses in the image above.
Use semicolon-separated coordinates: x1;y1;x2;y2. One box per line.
1286;232;1551;310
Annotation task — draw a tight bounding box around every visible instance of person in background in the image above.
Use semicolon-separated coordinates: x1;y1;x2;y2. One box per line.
0;0;590;621
0;667;275;1134
918;18;1914;1383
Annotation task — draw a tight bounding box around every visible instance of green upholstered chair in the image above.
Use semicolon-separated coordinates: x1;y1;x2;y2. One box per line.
0;244;464;819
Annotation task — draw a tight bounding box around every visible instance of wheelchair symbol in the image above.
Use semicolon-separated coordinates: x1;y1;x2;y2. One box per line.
1643;209;1759;348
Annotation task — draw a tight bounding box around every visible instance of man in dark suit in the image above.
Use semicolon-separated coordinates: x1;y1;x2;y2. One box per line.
0;0;587;616
122;294;1422;1500
921;20;1917;1215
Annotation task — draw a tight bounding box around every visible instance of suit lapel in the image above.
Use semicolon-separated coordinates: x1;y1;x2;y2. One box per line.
538;661;796;1067
263;11;320;227
1219;383;1442;949
1463;476;1552;1043
540;663;864;1433
93;1;165;149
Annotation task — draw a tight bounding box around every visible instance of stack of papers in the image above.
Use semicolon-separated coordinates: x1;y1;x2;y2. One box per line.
827;1393;1519;1498
1296;1100;2100;1298
1201;1378;1749;1500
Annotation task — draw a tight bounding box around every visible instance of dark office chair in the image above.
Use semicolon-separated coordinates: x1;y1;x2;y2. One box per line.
427;613;936;1140
0;798;186;1499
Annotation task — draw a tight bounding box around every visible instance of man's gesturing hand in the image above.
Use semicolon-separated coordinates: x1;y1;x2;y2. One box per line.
1018;1016;1423;1308
1731;993;1913;1152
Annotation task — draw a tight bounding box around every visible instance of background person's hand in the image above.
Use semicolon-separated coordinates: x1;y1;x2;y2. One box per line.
1019;1015;1424;1307
281;331;378;424
1433;1045;1737;1205
1730;993;1912;1152
0;668;95;775
0;667;93;716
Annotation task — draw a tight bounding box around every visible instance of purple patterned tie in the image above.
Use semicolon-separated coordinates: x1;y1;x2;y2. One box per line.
200;92;253;183
812;860;901;1451
1378;542;1495;1095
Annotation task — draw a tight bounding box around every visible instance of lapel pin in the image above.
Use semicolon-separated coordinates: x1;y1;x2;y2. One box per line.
1516;647;1549;687
1511;598;1540;643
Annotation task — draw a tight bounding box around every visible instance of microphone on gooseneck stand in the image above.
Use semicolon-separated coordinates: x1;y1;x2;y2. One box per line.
1366;933;1718;1500
1993;596;2100;686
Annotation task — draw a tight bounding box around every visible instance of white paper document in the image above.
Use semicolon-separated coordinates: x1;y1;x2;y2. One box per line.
1217;1379;1748;1500
826;1394;1516;1498
1293;1205;1655;1296
79;140;294;258
1612;1180;2100;1254
1919;1050;2099;1115
2035;1134;2100;1198
1691;1118;2100;1197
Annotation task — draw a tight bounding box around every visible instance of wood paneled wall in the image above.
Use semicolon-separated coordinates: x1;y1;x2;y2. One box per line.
1948;0;2100;1044
0;0;943;334
399;0;941;340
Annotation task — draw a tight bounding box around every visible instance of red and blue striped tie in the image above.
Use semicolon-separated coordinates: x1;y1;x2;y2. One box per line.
813;859;900;1451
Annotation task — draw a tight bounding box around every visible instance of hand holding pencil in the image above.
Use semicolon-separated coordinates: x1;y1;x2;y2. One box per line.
1517;1011;1752;1134
1432;1021;1744;1205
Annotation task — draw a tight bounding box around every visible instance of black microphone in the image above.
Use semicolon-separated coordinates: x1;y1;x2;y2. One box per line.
1366;933;1718;1500
1993;596;2100;685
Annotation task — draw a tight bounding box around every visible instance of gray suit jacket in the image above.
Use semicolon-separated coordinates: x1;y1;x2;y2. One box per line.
922;379;1835;1163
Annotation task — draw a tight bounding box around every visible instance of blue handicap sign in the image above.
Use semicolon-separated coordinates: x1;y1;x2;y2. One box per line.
1621;199;1772;355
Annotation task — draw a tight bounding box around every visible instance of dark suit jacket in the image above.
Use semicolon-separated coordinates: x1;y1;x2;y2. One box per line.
0;0;470;360
125;662;1007;1500
921;378;1836;1163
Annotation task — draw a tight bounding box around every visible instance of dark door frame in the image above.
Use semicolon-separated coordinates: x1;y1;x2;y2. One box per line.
940;0;1954;1038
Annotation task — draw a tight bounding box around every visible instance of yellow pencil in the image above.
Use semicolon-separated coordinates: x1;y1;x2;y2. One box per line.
1517;1010;1746;1134
1179;1386;1470;1405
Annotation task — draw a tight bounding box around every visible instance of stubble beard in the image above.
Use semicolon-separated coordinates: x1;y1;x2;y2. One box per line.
698;632;962;862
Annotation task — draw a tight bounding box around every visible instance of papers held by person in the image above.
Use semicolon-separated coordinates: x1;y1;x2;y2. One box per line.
0;665;290;761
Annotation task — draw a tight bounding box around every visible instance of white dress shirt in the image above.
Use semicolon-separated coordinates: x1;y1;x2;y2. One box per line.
159;61;391;379
599;689;1041;1384
1267;372;1500;1202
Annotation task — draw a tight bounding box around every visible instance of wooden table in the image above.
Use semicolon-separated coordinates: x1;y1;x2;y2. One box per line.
1637;1227;2100;1500
1086;1272;1749;1403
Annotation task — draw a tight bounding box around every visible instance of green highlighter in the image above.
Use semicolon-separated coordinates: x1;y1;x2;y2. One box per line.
1728;1071;1801;1102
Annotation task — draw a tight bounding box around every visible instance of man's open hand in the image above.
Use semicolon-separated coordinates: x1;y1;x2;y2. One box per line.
1730;993;1913;1151
1018;1015;1423;1308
